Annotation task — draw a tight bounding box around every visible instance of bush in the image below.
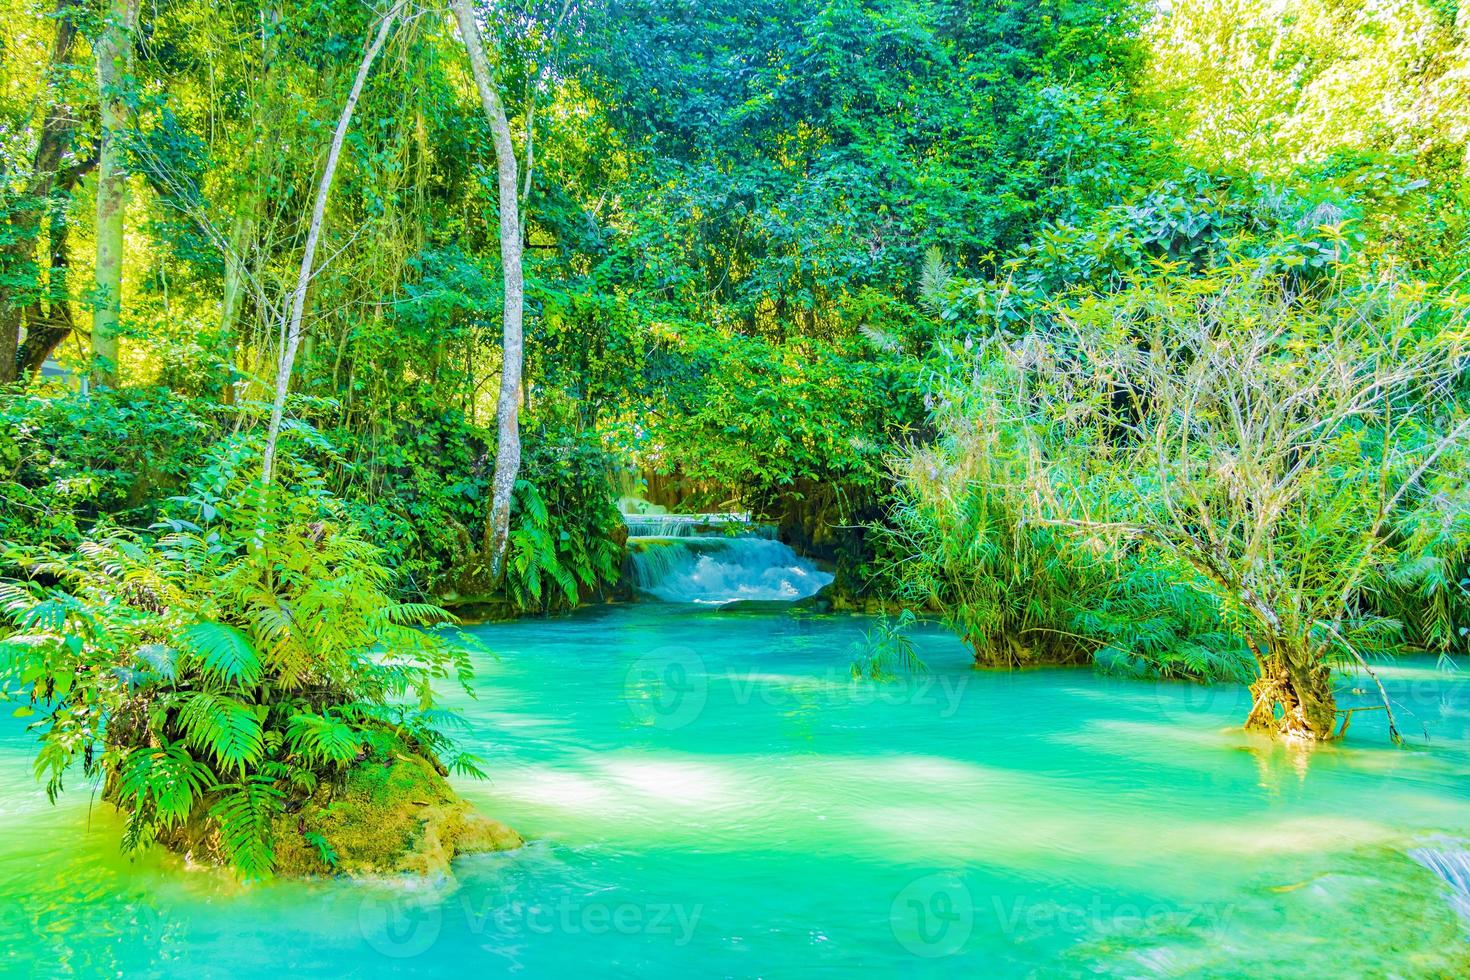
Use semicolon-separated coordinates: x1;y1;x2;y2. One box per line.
882;351;1249;679
0;440;482;878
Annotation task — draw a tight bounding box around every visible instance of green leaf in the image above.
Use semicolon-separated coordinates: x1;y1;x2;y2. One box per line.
286;711;363;766
135;644;177;681
208;777;282;880
182;622;261;687
179;692;264;772
116;742;213;832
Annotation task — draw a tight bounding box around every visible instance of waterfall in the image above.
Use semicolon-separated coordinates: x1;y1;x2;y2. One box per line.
1409;839;1470;930
622;513;772;539
624;516;831;605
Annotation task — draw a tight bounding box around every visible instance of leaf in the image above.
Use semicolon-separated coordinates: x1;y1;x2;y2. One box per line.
179;692;264;772
182;622;261;686
18;600;67;632
135;644;177;681
286;711;363;766
208;777;282;880
116;742;214;832
375;602;453;627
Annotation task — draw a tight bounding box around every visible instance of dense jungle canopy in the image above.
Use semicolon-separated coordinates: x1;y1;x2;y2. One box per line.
2;0;1470;885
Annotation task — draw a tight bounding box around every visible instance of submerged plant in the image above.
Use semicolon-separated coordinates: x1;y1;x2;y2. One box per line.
850;608;927;681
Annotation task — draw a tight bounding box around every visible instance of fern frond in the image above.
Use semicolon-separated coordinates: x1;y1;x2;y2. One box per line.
116;742;214;833
208;777;282;880
286;711;363;766
182;622;261;686
179;692;264;773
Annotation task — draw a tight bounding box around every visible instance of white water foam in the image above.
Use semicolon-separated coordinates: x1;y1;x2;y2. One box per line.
1409;839;1470;930
626;532;831;605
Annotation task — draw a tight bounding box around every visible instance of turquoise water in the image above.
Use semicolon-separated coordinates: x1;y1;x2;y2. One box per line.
2;603;1469;976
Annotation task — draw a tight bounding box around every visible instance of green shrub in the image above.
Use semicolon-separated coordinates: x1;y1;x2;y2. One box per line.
0;439;480;879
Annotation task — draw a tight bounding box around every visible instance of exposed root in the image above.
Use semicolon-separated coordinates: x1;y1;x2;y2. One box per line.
1245;658;1336;741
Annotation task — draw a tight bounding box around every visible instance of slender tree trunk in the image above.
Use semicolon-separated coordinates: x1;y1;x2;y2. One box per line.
92;0;139;387
17;160;87;377
451;0;524;581
220;213;253;338
260;3;401;484
1;0;80;383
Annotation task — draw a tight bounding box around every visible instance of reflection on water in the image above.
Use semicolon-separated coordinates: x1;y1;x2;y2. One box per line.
1;604;1468;976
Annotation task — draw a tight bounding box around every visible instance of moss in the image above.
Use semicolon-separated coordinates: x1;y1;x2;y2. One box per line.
271;731;522;878
147;729;521;879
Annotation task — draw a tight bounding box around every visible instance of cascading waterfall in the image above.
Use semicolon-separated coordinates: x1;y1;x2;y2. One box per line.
624;514;830;605
622;513;774;539
1410;840;1470;930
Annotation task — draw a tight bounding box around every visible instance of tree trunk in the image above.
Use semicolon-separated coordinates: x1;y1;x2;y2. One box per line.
220;212;253;342
17;167;84;377
1;0;81;383
1244;649;1337;740
92;0;138;387
451;0;524;581
260;3;401;485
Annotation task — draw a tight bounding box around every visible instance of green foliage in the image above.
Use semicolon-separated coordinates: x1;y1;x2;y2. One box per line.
287;711;364;767
500;424;625;614
182;622;261;686
564;0;1149;325
116;742;214;845
626;323;918;509
208;777;285;881
2;0;1467;759
0;388;221;549
1142;0;1468;180
0;449;481;879
850;608;927;680
891;251;1468;735
880;352;1250;678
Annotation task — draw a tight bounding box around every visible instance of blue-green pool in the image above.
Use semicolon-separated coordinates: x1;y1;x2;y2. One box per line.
2;604;1468;976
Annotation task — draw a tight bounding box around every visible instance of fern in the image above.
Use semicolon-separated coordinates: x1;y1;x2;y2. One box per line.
182;621;261;687
115;742;214;834
374;601;454;626
0;469;482;879
179;692;264;773
208;777;283;880
286;711;363;766
302;831;339;870
917;245;953;313
134;643;177;682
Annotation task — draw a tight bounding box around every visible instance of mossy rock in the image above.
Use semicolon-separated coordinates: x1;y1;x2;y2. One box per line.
150;731;521;879
272;734;522;878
